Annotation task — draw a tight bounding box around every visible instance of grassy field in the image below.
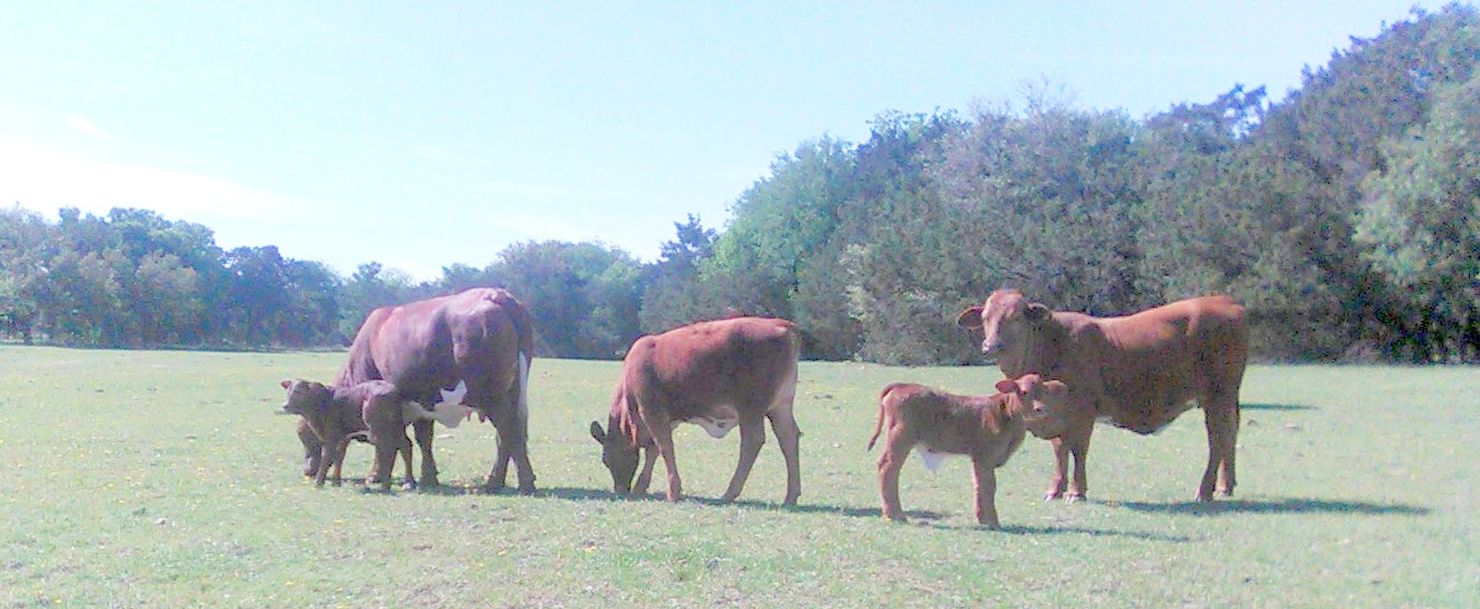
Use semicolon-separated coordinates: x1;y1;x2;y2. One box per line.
1;345;1476;608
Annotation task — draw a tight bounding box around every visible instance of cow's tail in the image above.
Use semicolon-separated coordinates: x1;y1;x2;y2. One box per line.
867;383;904;451
495;290;536;426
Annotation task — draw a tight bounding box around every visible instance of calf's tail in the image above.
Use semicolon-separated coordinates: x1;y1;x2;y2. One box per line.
868;383;905;451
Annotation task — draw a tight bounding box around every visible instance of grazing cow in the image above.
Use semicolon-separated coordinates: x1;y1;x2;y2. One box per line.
588;317;803;505
957;289;1248;502
338;288;537;492
867;375;1071;529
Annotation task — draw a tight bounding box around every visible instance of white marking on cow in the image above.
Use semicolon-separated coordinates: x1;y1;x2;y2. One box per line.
916;447;950;473
688;415;739;439
402;400;474;429
438;380;468;406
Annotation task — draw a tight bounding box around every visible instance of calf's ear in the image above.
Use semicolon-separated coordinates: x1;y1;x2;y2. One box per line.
956;306;985;328
589;421;606;444
994;379;1018;394
280;379;292;390
1041;380;1068;397
1025;303;1051;322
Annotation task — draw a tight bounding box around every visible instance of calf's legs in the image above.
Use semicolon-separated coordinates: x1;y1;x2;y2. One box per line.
767;408;803;506
1198;394;1240;501
971;455;1000;529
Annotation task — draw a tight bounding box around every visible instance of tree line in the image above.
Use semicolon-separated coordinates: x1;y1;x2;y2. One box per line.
2;6;1476;362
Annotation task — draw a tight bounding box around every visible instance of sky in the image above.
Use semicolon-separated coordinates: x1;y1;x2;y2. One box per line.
0;1;1447;280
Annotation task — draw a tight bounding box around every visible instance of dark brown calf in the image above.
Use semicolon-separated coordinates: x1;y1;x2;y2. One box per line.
867;375;1070;529
280;379;413;487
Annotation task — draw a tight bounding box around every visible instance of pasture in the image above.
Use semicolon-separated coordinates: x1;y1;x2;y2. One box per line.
1;346;1475;608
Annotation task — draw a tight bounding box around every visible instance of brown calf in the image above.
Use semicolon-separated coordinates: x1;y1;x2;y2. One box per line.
280;379;465;489
867;375;1071;529
589;317;803;505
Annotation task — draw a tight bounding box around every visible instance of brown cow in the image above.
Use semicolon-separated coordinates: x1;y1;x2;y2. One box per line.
339;288;537;492
957;289;1248;502
588;317;803;505
867;374;1072;528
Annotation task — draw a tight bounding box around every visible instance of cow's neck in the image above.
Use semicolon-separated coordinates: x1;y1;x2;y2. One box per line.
1002;318;1068;378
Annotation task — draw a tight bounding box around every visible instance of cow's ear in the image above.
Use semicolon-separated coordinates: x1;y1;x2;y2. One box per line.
1025;303;1051;322
994;379;1018;394
280;379;292;390
589;421;606;444
956;306;985;328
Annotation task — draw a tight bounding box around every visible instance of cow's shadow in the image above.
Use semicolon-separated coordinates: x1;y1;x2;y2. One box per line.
1114;497;1429;516
1242;402;1317;411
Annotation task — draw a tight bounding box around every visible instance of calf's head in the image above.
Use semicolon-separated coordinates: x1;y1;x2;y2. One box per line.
589;418;640;495
957;289;1051;362
280;379;334;435
994;374;1071;439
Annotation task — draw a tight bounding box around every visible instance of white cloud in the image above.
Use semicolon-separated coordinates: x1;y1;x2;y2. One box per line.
0;136;294;221
67;114;108;139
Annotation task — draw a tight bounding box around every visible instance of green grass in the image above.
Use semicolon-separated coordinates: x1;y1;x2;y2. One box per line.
1;345;1476;608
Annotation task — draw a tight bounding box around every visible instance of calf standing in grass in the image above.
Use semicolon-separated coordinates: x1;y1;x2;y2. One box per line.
867;375;1071;529
279;379;469;488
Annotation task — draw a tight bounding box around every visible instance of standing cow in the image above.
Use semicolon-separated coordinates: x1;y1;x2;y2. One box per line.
957;289;1248;502
339;288;537;492
588;317;803;505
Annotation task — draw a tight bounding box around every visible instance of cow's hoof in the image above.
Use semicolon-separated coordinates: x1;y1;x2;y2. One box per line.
517;484;536;496
401;480;418;492
718;492;739;503
1043;491;1063;501
883;512;907;523
1064;492;1084;503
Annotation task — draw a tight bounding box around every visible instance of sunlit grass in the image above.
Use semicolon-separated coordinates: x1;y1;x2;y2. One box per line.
1;346;1475;608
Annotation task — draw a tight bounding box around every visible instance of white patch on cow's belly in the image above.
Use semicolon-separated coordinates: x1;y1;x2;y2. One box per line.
678;407;739;439
916;447;951;473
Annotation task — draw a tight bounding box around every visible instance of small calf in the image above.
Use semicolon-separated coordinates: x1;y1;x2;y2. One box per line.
867;375;1071;529
281;379;470;488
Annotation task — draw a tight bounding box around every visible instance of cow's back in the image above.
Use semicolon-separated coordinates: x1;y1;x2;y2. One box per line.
1082;295;1248;432
340;288;529;407
627;317;799;420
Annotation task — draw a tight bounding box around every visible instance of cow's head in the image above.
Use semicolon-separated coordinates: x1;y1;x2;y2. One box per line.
995;374;1071;439
589;418;640;496
957;289;1051;363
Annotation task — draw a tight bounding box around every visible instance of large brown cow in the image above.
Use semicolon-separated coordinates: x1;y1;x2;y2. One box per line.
867;374;1072;529
957;290;1248;502
588;317;803;505
340;288;537;492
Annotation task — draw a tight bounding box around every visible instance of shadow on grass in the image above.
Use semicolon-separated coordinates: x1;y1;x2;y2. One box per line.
1115;497;1429;516
1242;402;1318;411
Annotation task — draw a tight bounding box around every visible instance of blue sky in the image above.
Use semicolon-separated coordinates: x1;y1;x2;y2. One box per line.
0;1;1442;280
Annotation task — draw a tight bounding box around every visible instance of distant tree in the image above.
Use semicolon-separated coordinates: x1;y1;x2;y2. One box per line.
0;206;52;343
491;240;641;358
1357;70;1480;361
639;214;717;333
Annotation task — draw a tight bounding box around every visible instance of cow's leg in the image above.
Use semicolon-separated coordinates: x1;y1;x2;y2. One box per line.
1066;425;1093;502
315;434;345;488
766;408;803;506
1045;436;1070;501
1199;396;1240;501
298;422;322;479
372;437;398;491
633;446;657;497
971;455;1000;529
399;431;417;490
877;430;912;522
643;411;683;502
413;420;438;488
719;415;767;503
485;406;537;494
